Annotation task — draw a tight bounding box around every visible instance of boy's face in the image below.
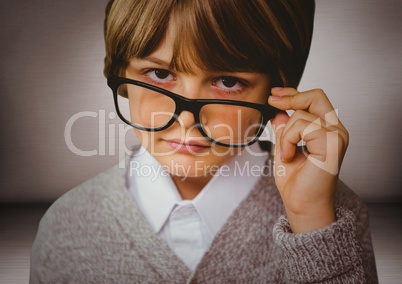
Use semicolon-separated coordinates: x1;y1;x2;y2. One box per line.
125;33;271;180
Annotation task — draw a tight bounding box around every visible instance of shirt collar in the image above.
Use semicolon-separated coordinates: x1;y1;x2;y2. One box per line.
127;143;269;238
127;147;180;233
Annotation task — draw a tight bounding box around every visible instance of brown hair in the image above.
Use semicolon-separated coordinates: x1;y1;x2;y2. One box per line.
104;0;315;88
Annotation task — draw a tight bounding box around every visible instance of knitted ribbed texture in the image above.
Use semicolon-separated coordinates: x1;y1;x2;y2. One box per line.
30;161;378;283
273;208;365;283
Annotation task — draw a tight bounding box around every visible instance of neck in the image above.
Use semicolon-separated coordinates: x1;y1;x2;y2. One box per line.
172;174;214;200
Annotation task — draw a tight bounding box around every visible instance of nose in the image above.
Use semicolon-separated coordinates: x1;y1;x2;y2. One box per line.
173;79;200;128
176;110;196;129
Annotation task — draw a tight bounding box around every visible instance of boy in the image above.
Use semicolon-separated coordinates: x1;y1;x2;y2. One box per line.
31;0;378;282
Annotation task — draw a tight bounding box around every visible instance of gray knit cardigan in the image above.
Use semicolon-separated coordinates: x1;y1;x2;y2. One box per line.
30;159;378;283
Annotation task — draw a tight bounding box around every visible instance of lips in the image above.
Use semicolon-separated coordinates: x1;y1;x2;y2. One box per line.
164;139;211;153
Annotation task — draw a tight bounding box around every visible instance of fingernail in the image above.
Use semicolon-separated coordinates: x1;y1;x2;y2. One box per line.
280;151;284;162
272;87;283;92
270;95;282;101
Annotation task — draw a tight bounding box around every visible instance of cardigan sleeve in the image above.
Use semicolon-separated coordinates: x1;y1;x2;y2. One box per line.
272;182;378;283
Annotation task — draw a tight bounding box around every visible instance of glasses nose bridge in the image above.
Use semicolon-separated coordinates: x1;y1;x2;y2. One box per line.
175;97;202;123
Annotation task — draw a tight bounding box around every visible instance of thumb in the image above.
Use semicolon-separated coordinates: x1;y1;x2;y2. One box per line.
270;111;289;160
270;110;289;131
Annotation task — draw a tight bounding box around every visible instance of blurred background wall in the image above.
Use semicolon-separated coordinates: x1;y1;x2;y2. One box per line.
0;0;401;203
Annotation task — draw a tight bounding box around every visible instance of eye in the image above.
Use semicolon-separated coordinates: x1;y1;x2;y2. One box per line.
221;77;238;88
214;76;245;93
146;69;175;83
154;69;170;79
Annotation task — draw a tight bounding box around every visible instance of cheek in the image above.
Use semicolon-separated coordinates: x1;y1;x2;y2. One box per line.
201;105;263;145
129;96;153;127
133;129;172;156
128;88;176;129
133;129;153;150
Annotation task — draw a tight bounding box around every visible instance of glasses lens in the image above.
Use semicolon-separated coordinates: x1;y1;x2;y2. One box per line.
116;84;176;129
200;104;263;145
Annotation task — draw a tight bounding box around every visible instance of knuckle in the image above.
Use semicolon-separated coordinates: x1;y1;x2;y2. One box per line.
332;131;348;152
294;118;308;129
342;131;349;149
338;128;349;144
339;136;348;152
291;109;304;119
313;88;326;96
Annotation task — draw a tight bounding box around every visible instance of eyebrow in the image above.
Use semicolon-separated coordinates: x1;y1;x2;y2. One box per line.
142;56;171;67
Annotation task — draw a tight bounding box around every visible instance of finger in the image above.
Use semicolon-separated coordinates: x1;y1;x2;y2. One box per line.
280;118;347;165
282;110;349;144
280;118;328;163
282;110;322;141
282;110;338;139
281;111;327;162
269;87;341;126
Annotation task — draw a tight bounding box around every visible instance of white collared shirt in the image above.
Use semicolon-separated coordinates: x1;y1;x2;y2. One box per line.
127;143;268;270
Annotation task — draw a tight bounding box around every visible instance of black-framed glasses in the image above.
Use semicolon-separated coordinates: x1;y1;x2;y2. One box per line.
107;76;278;147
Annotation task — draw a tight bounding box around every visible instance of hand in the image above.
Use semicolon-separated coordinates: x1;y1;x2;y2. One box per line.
268;87;349;233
